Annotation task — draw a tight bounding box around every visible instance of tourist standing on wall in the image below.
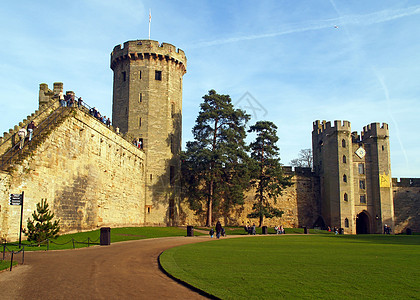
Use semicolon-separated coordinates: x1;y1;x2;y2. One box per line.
59;91;65;106
27;121;36;141
78;97;83;108
17;127;27;149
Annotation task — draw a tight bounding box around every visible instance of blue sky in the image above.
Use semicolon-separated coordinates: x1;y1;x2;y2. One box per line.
1;0;419;178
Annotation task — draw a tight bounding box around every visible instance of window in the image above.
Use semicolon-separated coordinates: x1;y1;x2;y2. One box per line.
344;193;348;202
139;70;142;79
170;166;175;185
360;195;366;204
122;71;126;81
359;180;365;189
139;93;142;103
358;163;365;174
139;117;142;128
345;218;349;228
155;70;162;81
382;145;385;151
342;139;346;148
146;205;152;214
169;198;175;219
342;155;346;164
170;135;174;154
171;103;175;118
343;174;347;183
150;174;153;181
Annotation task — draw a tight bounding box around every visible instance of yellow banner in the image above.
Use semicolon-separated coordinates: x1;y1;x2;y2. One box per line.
380;174;390;188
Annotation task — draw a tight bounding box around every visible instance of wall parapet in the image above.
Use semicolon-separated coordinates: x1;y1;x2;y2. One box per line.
0;84;63;156
110;40;186;72
392;178;420;187
283;166;315;177
312;120;351;136
361;122;389;140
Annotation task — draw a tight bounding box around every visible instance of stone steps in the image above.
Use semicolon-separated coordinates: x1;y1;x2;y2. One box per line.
0;107;72;171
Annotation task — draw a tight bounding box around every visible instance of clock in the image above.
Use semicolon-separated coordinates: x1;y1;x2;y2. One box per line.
355;147;366;159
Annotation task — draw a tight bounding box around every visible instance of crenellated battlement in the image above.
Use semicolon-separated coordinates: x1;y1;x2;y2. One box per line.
110;40;186;72
392;178;420;187
361;122;389;140
282;166;314;177
312;120;351;136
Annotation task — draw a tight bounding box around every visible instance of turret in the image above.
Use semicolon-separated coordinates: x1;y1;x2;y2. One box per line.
110;40;187;226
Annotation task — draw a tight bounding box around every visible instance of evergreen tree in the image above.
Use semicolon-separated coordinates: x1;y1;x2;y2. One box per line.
248;121;293;227
25;199;60;243
182;90;251;226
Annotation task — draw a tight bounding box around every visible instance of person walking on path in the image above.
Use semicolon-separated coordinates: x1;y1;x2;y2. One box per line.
216;221;222;239
251;224;256;235
17;127;27;149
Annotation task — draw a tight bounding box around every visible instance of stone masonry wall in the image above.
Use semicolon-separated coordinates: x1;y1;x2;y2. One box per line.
0;108;146;242
393;178;420;233
179;168;320;229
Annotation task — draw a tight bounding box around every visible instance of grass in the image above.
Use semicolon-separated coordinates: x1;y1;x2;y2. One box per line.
197;226;334;235
3;226;203;251
0;226;202;271
0;260;17;271
160;234;420;299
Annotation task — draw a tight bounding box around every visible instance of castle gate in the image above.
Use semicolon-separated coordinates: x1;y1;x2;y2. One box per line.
356;211;370;234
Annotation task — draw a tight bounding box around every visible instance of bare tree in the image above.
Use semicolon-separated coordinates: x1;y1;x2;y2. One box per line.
290;148;313;169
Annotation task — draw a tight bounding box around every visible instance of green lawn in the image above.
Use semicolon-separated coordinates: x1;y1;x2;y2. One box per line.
0;226;202;271
2;226;201;252
160;235;420;299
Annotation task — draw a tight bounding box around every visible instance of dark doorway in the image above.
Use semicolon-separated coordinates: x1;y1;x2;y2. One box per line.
356;211;370;234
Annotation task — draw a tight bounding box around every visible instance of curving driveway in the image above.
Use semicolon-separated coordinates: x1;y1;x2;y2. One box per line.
0;236;214;299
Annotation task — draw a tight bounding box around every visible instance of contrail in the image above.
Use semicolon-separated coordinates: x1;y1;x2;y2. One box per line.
330;0;410;170
373;68;409;168
190;5;420;48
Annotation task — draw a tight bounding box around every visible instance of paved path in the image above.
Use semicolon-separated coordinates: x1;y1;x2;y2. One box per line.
0;236;215;299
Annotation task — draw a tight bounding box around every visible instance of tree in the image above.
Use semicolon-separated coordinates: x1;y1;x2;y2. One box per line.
290;148;313;169
248;121;293;227
181;90;251;226
24;199;60;243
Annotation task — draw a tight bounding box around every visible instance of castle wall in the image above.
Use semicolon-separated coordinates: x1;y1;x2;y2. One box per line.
0;108;146;242
178;168;320;228
393;178;420;233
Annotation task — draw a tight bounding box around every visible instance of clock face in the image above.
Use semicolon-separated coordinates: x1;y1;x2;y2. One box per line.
355;147;366;159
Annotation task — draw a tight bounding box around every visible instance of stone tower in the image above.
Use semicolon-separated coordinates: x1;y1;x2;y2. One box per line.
110;40;187;225
312;120;394;234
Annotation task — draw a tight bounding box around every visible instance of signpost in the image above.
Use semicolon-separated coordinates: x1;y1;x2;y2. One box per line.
9;192;24;248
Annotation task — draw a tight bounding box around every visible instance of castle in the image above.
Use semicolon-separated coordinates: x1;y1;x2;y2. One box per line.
0;40;418;241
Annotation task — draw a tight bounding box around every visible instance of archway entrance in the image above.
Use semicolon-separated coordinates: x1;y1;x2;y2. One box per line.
356;211;370;234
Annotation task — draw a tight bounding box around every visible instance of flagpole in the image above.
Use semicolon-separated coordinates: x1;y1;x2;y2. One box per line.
148;9;151;40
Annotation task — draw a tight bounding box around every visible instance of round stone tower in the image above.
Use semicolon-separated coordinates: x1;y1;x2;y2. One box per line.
110;40;187;225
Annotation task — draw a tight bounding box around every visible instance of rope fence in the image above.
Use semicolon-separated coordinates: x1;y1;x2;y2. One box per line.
1;237;100;271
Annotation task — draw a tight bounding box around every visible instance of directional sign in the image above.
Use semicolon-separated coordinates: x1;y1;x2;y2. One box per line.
9;194;23;205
